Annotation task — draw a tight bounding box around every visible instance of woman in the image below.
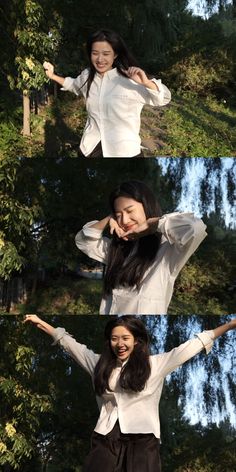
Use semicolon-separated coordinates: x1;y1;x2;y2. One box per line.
75;180;207;315
43;29;171;157
24;314;236;472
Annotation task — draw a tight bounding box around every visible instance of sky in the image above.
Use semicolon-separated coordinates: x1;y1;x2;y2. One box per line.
188;0;233;17
150;315;236;428
157;157;236;229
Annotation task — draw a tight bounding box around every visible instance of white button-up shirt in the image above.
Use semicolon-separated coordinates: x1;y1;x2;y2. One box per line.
75;212;207;315
62;68;171;157
51;327;215;438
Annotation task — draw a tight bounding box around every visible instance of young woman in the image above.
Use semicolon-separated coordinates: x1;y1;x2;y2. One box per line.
75;180;207;315
24;314;236;472
43;29;171;157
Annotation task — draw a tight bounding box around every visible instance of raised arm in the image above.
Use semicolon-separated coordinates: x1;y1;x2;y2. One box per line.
155;317;236;378
24;315;99;375
89;216;111;231
75;216;120;264
157;212;207;276
213;318;236;339
24;314;55;335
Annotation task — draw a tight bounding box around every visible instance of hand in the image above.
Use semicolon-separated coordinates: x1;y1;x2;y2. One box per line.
43;61;54;79
24;314;55;335
122;218;159;240
126;67;150;85
109;217;126;239
24;314;43;326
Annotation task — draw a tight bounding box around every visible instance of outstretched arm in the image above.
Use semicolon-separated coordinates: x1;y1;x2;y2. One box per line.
156;317;236;378
213;318;236;339
24;314;55;336
24;315;99;375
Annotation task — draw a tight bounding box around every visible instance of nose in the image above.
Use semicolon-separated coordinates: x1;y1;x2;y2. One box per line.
121;212;131;226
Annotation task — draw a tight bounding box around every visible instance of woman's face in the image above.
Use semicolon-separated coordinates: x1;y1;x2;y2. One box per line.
113;197;147;232
110;326;137;362
91;41;117;75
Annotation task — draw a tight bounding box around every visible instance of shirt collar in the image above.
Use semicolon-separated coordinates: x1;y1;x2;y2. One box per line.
116;357;129;367
96;67;118;80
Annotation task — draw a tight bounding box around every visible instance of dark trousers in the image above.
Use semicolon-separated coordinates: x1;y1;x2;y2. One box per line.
78;142;144;158
83;422;161;472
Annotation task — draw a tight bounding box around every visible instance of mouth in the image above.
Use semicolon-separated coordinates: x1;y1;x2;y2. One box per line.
117;348;128;355
123;224;136;232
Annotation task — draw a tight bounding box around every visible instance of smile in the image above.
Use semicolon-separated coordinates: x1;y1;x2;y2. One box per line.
123;224;136;231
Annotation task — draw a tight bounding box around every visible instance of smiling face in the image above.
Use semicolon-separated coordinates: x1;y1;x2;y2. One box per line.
110;326;137;362
91;41;117;75
113;196;147;232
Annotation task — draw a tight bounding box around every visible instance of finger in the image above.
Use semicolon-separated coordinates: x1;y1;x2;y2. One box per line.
43;61;50;69
114;228;123;238
121;229;133;237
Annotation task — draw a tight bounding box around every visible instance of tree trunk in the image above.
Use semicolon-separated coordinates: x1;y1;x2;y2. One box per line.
23;91;31;136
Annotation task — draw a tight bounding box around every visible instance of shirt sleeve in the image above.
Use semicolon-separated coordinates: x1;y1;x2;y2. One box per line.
51;327;100;375
157;212;207;276
75;221;111;264
153;330;215;378
139;79;171;107
61;69;89;97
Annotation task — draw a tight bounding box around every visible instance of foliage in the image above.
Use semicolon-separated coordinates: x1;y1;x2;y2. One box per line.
166;50;233;97
0;157;235;313
9;0;61;95
17;278;102;315
0;315;235;470
0;156;41;281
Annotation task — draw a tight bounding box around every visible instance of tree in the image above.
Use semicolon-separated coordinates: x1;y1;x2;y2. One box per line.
0;315;235;470
4;0;61;136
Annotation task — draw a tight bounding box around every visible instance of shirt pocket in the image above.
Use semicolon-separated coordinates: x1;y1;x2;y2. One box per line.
106;93;140;119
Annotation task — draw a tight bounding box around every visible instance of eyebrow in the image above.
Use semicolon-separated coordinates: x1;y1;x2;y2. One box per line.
91;49;112;53
115;205;135;213
111;335;132;338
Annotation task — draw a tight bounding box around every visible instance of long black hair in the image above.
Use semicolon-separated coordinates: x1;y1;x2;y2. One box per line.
85;29;139;97
104;181;162;296
94;316;151;396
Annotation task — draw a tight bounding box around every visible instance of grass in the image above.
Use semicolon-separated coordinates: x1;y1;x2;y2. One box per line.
1;90;235;158
4;271;234;315
142;92;236;157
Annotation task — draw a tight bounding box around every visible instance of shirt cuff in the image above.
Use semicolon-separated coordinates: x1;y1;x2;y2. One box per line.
51;327;70;345
60;77;78;94
157;212;202;246
82;221;104;239
195;330;215;354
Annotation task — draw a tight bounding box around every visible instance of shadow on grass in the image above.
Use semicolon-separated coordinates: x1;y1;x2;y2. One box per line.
174;94;236;141
43;96;85;158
